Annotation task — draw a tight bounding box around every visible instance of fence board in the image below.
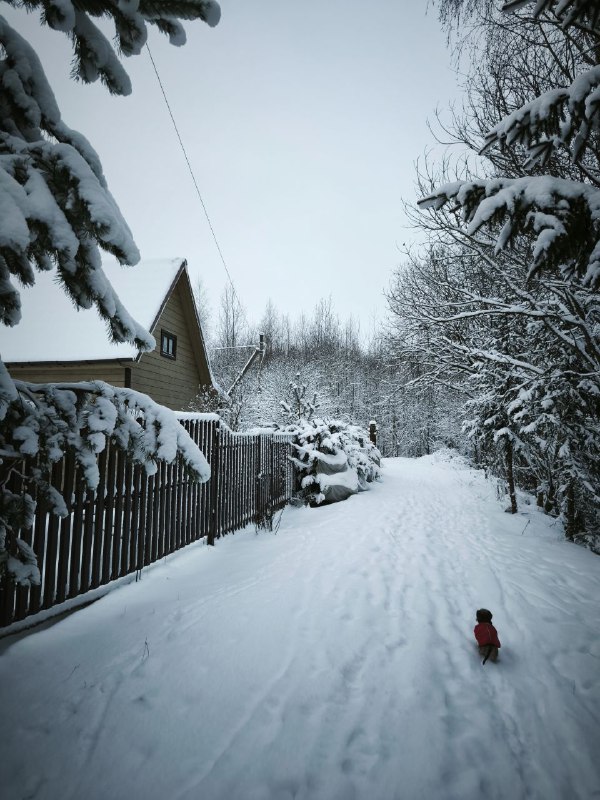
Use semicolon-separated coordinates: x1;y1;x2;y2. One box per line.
128;464;141;574
175;457;184;550
157;460;167;560
151;466;161;563
91;448;107;590
102;445;117;586
135;466;147;572
145;474;157;567
119;460;133;578
208;423;220;546
69;468;85;598
13;466;30;622
163;462;171;554
56;451;76;604
43;461;63;608
111;448;126;581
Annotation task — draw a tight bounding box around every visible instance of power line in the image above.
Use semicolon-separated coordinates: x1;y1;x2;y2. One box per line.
145;43;251;331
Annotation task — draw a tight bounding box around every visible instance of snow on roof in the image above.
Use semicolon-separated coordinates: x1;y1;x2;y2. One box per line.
2;258;185;363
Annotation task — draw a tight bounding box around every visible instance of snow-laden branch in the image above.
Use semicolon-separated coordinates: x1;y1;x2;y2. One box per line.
2;1;221;95
502;0;600;32
419;175;600;286
0;379;210;585
0;18;154;350
0;3;222;585
481;65;600;165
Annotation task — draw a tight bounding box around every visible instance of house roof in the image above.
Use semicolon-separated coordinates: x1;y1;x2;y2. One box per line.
2;258;186;363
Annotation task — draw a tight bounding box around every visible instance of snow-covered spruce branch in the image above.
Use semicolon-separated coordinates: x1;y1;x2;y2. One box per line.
271;408;380;507
2;1;220;96
0;4;222;583
0;380;210;585
0;16;153;342
480;65;600;166
502;0;600;33
418;176;600;287
0;3;220;346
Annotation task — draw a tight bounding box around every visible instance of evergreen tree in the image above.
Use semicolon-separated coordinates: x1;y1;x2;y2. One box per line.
420;1;600;288
0;2;220;582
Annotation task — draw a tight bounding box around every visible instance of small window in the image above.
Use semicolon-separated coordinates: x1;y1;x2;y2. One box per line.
160;330;177;360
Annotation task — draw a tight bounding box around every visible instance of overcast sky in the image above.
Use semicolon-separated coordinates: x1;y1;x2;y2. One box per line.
4;1;460;338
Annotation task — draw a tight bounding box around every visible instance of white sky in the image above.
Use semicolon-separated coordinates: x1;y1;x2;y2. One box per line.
3;1;461;336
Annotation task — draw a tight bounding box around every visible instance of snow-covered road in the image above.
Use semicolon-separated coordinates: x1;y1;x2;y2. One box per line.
2;454;599;800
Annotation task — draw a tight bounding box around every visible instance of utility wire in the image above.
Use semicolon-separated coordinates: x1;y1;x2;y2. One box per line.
146;43;251;332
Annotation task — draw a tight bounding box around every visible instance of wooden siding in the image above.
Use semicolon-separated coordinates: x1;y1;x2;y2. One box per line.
132;278;209;410
6;361;128;387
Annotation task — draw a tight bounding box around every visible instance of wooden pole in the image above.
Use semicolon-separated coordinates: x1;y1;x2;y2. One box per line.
369;420;378;447
208;421;221;546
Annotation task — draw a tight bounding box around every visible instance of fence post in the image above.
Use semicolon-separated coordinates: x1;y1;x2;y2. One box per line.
254;434;262;524
369;420;378;447
208;420;220;546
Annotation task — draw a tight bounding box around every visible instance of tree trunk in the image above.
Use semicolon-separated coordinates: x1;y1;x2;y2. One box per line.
544;477;556;515
505;439;518;514
565;480;576;541
537;490;544;508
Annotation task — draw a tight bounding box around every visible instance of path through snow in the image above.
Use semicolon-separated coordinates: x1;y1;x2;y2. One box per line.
1;454;599;800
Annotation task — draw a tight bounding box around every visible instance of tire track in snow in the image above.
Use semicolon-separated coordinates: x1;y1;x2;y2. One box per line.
171;525;325;800
183;497;416;799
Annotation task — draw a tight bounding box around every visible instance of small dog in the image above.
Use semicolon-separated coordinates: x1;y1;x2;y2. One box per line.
474;608;501;664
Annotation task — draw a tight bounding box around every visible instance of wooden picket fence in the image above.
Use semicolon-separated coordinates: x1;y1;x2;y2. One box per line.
0;417;294;629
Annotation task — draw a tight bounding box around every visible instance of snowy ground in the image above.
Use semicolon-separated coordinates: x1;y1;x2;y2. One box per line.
2;454;600;800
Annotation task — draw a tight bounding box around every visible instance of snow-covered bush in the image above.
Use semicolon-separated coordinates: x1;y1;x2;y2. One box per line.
274;417;381;506
0;4;220;583
270;376;381;506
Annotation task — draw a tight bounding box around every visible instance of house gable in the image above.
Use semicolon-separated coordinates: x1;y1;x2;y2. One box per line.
131;269;211;410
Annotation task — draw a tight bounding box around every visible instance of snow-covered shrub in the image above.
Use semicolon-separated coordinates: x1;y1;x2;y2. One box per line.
266;376;381;505
273;417;381;506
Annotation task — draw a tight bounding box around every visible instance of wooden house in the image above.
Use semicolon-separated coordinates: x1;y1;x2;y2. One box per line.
3;258;213;411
